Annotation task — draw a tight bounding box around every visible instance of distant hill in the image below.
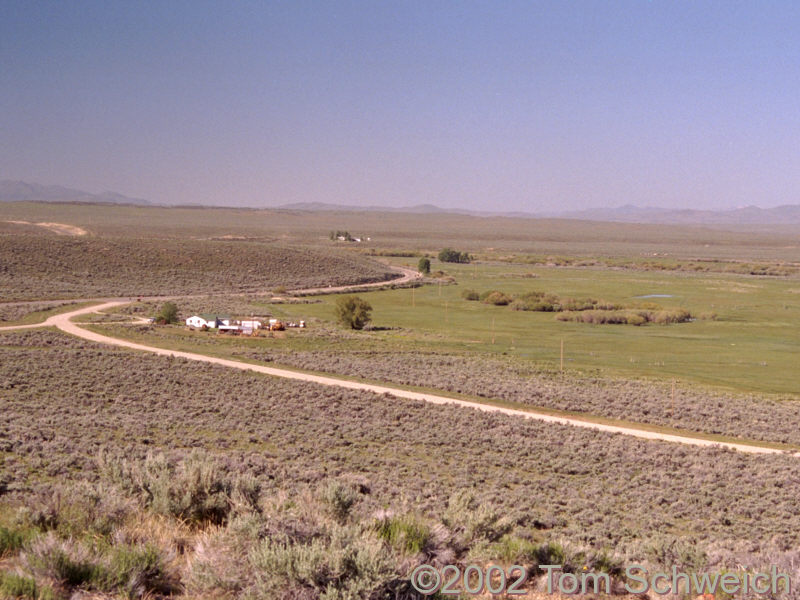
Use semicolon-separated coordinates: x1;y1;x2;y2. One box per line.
0;180;150;206
278;201;474;215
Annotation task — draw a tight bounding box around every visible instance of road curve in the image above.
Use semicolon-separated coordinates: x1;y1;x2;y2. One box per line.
0;303;105;331
289;264;421;295
0;300;792;457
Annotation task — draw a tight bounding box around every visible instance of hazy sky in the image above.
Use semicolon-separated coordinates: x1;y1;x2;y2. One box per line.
2;1;799;211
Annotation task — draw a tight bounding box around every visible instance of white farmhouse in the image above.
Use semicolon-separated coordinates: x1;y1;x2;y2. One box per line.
186;316;209;328
185;314;231;329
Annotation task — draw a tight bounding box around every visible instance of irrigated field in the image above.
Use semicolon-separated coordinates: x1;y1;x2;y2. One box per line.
273;260;800;395
1;330;799;599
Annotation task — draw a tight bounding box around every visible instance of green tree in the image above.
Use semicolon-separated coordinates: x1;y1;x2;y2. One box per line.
438;248;471;263
334;296;372;330
156;302;179;325
418;257;431;275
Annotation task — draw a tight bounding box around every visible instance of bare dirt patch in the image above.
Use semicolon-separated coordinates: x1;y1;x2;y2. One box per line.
4;219;88;236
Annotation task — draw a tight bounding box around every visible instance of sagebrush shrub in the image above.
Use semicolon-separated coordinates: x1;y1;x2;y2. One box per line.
320;481;359;524
534;540;569;570
645;536;707;570
22;534;104;589
105;543;174;598
21;532;174;598
250;525;396;600
20;481;133;538
185;525;254;597
98;450;259;525
441;492;512;558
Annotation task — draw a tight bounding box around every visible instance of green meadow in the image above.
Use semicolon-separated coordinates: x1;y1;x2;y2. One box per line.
271;260;800;395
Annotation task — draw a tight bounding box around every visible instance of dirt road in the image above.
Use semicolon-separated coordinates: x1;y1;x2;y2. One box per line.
2;299;795;457
288;264;421;295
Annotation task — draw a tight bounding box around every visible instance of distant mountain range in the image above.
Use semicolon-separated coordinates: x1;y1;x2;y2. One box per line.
277;201;800;225
4;179;800;225
0;180;150;206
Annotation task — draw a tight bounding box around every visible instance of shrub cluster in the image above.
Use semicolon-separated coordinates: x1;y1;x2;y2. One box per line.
362;249;421;257
438;247;471;263
480;290;513;305
466;288;692;325
508;290;564;311
4;453;611;600
98;450;260;525
556;308;692;325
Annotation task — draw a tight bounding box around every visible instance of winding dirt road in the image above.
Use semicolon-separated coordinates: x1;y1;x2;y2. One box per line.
288;264;421;295
2;295;797;457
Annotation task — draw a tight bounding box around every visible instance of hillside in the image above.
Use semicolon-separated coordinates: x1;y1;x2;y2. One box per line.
0;234;397;300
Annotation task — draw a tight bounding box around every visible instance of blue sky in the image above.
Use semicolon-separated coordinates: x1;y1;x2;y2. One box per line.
2;1;799;211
